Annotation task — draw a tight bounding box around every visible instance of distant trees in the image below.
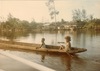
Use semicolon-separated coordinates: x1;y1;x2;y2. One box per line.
0;10;100;32
72;9;87;22
0;13;44;32
72;9;100;30
46;0;59;24
0;13;29;32
30;20;37;29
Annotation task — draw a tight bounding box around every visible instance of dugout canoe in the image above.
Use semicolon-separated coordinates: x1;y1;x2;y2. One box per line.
35;47;87;54
0;40;87;54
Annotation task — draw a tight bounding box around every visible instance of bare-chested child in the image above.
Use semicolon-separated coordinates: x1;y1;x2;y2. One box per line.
59;36;71;52
40;38;46;48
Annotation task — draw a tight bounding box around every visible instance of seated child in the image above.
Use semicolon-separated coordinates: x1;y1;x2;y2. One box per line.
59;36;71;52
40;38;46;48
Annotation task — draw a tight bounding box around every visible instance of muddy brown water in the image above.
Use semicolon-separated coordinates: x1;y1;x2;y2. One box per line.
0;31;100;71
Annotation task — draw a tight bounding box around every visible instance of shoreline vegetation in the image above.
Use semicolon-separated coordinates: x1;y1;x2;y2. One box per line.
0;10;100;34
0;17;100;32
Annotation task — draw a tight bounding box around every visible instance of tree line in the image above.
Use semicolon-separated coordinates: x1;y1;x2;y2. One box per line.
0;13;43;32
0;9;100;33
72;9;100;30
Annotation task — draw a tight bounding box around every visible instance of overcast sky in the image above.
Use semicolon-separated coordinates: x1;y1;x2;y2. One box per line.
0;0;100;22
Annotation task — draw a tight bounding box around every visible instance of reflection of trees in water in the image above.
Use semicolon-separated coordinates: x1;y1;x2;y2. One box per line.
0;31;30;41
71;30;100;48
31;32;37;40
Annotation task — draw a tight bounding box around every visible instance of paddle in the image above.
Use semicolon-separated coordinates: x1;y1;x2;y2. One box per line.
66;51;72;57
57;42;65;43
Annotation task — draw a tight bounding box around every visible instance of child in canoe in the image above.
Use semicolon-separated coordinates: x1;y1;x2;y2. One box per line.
59;36;71;52
40;38;46;48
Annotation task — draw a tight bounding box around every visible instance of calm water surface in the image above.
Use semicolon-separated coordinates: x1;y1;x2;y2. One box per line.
0;30;100;71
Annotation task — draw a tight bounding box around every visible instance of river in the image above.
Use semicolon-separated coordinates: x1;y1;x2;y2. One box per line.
0;30;100;71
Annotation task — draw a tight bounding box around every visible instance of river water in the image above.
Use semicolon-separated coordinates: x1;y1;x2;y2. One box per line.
0;30;100;71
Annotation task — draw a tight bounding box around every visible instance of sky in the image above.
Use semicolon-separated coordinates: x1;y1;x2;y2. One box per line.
0;0;100;22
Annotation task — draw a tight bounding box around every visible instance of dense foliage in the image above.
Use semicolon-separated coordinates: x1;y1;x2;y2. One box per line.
0;14;43;32
0;12;100;33
72;9;100;30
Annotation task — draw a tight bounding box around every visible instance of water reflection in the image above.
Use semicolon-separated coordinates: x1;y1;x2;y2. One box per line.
60;54;72;71
0;31;30;41
41;53;46;62
0;30;100;71
1;44;100;71
0;30;100;45
35;51;73;71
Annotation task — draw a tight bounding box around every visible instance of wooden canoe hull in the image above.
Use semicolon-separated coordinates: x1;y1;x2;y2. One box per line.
33;47;87;54
0;40;87;54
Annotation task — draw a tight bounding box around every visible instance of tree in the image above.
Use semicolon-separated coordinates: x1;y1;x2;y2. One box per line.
6;13;22;31
30;20;37;29
46;0;59;25
72;9;87;22
81;9;87;21
61;19;66;24
72;9;89;28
